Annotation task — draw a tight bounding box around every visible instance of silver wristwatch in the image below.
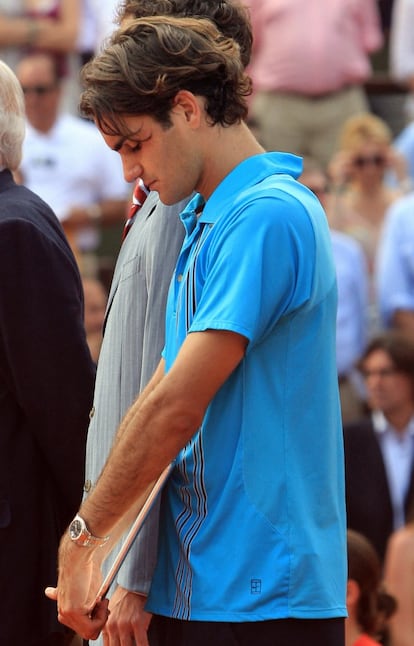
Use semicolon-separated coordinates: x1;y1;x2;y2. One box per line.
68;514;109;548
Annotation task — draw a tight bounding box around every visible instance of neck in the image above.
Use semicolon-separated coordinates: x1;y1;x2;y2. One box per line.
28;114;58;134
197;121;264;200
385;405;414;432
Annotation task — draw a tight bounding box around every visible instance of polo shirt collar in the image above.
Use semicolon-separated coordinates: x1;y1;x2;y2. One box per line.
181;152;303;232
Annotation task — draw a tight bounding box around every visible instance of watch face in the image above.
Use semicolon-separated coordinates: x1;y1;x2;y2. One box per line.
69;518;83;540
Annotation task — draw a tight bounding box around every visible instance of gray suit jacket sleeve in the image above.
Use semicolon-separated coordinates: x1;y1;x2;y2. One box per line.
85;193;187;597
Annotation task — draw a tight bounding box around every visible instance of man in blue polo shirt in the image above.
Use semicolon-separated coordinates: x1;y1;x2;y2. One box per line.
47;15;347;646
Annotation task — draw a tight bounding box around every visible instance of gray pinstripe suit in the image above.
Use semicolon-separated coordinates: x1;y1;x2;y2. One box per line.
84;191;188;642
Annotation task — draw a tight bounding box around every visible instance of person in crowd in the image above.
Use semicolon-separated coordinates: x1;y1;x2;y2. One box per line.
299;161;369;424
82;276;107;364
76;0;99;65
328;112;410;332
0;0;82;111
346;529;396;646
376;189;414;334
0;0;80;70
15;50;130;274
384;519;414;646
344;332;414;564
0;59;95;645
394;121;414;186
246;0;383;168
328;112;408;273
87;0;122;51
46;14;347;645
389;0;414;123
390;0;414;186
63;2;253;644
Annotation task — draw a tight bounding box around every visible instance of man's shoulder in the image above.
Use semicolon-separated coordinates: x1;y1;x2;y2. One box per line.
133;192;191;236
0;179;65;242
0;178;50;216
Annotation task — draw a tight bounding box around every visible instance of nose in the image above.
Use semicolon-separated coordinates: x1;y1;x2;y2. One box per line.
122;158;143;184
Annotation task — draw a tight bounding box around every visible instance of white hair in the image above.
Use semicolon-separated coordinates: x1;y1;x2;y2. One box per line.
0;60;26;170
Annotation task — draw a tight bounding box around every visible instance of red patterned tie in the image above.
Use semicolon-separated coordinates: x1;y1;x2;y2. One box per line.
122;180;149;241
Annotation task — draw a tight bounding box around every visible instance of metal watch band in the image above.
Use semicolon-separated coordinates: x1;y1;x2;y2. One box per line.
69;514;109;548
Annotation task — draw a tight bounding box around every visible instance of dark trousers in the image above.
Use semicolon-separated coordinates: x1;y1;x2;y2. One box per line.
32;631;81;646
148;615;345;646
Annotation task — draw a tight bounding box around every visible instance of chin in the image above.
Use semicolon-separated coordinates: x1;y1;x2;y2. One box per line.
159;191;184;206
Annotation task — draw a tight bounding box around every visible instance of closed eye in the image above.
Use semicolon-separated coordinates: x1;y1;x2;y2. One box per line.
126;134;151;153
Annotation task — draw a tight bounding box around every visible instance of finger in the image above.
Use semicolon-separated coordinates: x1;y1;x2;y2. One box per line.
90;597;110;621
45;586;58;600
102;626;122;646
57;610;108;641
58;600;110;641
133;632;149;646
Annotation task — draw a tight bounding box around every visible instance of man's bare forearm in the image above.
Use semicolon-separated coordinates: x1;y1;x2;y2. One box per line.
74;330;246;551
79;366;201;541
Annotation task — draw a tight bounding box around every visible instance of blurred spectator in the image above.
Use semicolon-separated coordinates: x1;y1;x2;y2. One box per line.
87;0;119;50
376;190;414;333
247;0;383;168
299;161;369;424
344;332;414;564
378;0;396;36
346;529;396;646
384;519;414;646
394;120;414;185
82;276;107;364
328;112;410;332
76;0;99;64
0;58;95;646
0;0;81;111
389;0;414;122
16;51;130;275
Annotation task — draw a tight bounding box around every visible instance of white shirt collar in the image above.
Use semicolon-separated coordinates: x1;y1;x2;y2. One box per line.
372;410;414;437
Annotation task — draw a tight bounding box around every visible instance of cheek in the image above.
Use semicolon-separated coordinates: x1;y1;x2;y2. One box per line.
395;380;413;400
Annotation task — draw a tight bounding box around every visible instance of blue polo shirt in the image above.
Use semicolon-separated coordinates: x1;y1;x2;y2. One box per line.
147;152;347;622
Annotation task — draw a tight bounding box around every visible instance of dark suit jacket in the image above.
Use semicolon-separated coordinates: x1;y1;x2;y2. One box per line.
344;417;414;563
0;170;95;644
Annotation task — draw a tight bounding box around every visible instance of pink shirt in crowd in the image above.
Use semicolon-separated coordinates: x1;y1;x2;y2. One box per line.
247;0;383;96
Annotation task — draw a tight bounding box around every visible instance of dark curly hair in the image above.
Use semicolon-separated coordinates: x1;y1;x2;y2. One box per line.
357;331;414;394
347;530;396;636
115;0;252;68
80;16;251;135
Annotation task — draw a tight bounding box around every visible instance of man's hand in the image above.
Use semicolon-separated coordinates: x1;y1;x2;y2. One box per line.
102;586;152;645
45;534;108;640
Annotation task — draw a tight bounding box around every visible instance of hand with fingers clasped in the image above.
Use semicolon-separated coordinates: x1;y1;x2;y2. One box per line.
44;534;109;641
102;586;152;646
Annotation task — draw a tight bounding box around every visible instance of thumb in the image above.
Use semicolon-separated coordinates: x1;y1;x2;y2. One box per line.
45;586;58;600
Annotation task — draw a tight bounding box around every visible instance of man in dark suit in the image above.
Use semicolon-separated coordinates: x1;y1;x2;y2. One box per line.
344;331;414;563
0;60;95;645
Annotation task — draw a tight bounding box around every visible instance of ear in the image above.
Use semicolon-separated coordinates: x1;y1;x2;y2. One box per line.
171;90;202;128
